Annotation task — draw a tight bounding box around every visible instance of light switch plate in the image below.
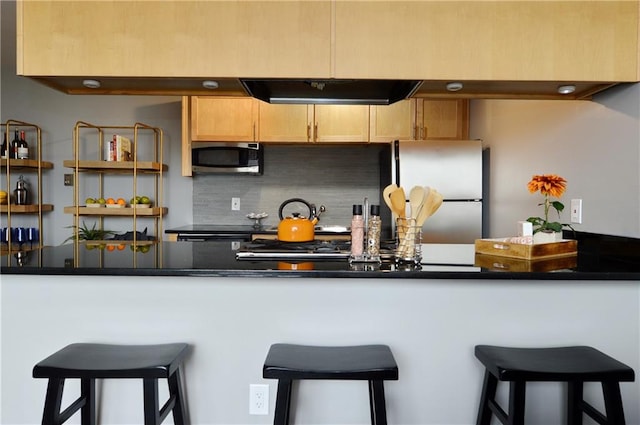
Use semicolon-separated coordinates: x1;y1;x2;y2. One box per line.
570;199;582;224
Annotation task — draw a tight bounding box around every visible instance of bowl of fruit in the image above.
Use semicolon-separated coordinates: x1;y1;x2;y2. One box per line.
130;196;152;208
85;197;105;208
105;197;127;208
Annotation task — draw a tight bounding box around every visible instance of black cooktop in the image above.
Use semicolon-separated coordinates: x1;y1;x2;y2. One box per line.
236;239;395;261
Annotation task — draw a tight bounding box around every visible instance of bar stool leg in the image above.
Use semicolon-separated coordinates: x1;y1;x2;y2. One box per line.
508;381;526;425
602;382;626;425
42;378;64;425
567;381;583;425
476;370;498;425
169;367;189;425
143;378;160;425
273;379;293;425
80;378;96;425
368;380;388;425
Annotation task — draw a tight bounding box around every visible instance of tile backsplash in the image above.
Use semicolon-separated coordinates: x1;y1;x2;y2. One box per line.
193;144;385;227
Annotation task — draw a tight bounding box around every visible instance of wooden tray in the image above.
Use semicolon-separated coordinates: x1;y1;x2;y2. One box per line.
475;253;577;272
475;238;577;260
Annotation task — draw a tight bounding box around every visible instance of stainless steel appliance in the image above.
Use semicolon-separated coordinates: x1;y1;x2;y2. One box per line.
240;79;422;105
191;142;263;175
235;239;395;261
165;225;255;242
388;140;488;244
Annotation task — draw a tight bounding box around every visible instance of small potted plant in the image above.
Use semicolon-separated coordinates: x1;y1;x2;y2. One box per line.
64;221;115;246
526;174;574;243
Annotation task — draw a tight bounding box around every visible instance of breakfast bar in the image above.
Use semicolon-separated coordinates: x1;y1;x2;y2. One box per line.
2;233;639;424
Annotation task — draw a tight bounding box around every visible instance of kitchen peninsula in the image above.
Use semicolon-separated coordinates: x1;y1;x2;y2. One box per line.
2;232;639;424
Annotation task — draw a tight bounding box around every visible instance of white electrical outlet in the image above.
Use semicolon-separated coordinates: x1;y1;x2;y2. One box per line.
231;197;241;211
570;198;583;224
249;384;269;415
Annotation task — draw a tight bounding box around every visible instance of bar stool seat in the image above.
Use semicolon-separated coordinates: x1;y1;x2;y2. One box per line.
33;343;190;425
263;343;398;425
474;345;635;425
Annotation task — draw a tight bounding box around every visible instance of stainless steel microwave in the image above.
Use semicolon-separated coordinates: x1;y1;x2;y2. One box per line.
191;142;263;175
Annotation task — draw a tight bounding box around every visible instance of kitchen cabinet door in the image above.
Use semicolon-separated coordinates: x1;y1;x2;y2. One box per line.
18;1;332;80
416;99;469;140
370;100;417;143
258;104;312;143
334;1;639;83
191;97;258;142
313;105;370;143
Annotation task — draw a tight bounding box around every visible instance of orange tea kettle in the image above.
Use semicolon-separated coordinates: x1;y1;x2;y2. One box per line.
277;198;322;242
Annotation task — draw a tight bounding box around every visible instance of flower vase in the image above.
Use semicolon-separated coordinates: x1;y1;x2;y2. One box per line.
533;231;562;244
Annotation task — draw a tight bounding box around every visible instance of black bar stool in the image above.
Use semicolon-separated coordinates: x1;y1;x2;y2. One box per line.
263;343;398;425
33;343;190;425
474;345;635;425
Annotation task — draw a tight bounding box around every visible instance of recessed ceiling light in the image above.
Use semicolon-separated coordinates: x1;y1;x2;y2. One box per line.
202;80;219;90
446;82;463;92
82;79;101;89
557;85;576;95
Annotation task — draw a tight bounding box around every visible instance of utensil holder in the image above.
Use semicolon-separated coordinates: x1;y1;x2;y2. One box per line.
395;218;422;264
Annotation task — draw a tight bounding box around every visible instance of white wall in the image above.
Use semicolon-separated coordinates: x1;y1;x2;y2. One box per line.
470;84;640;238
2;275;639;425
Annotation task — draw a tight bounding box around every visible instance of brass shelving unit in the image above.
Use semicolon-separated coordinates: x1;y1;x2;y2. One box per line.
1;120;54;264
64;121;166;267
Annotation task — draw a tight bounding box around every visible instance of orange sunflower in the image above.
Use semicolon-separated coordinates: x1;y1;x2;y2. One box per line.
527;174;567;198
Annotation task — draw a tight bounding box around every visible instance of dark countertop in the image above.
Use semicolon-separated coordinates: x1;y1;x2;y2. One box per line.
2;232;639;280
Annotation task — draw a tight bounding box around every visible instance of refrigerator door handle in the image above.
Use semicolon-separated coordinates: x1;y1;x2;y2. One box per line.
393;140;400;187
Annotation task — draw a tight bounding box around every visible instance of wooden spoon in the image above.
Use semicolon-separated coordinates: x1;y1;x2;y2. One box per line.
416;187;441;226
382;184;397;215
390;187;406;219
417;188;443;226
408;186;426;220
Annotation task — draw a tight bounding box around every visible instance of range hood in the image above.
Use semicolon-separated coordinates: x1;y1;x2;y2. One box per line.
239;79;423;105
25;76;619;101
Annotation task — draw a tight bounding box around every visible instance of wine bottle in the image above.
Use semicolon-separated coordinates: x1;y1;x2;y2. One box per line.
1;132;7;159
11;130;19;159
17;130;29;159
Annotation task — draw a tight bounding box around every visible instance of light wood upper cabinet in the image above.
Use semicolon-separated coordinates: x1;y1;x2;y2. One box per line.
18;1;332;79
417;99;469;140
370;100;417;143
334;1;639;82
313;105;370;143
191;97;257;142
258;104;312;143
370;99;468;142
258;103;370;143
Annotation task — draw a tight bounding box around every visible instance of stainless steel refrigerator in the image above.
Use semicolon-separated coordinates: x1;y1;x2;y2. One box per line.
382;139;488;244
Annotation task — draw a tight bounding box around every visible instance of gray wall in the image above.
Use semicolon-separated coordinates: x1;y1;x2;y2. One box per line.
3;275;639;425
193;144;383;226
470;85;640;238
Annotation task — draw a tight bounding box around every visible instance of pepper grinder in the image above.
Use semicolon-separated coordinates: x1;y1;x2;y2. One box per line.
14;175;29;205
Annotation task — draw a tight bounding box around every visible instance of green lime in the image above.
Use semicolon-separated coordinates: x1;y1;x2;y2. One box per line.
140;196;151;204
97;198;106;204
85;198;95;204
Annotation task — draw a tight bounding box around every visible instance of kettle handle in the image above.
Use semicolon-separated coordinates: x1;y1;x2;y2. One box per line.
278;198;314;220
